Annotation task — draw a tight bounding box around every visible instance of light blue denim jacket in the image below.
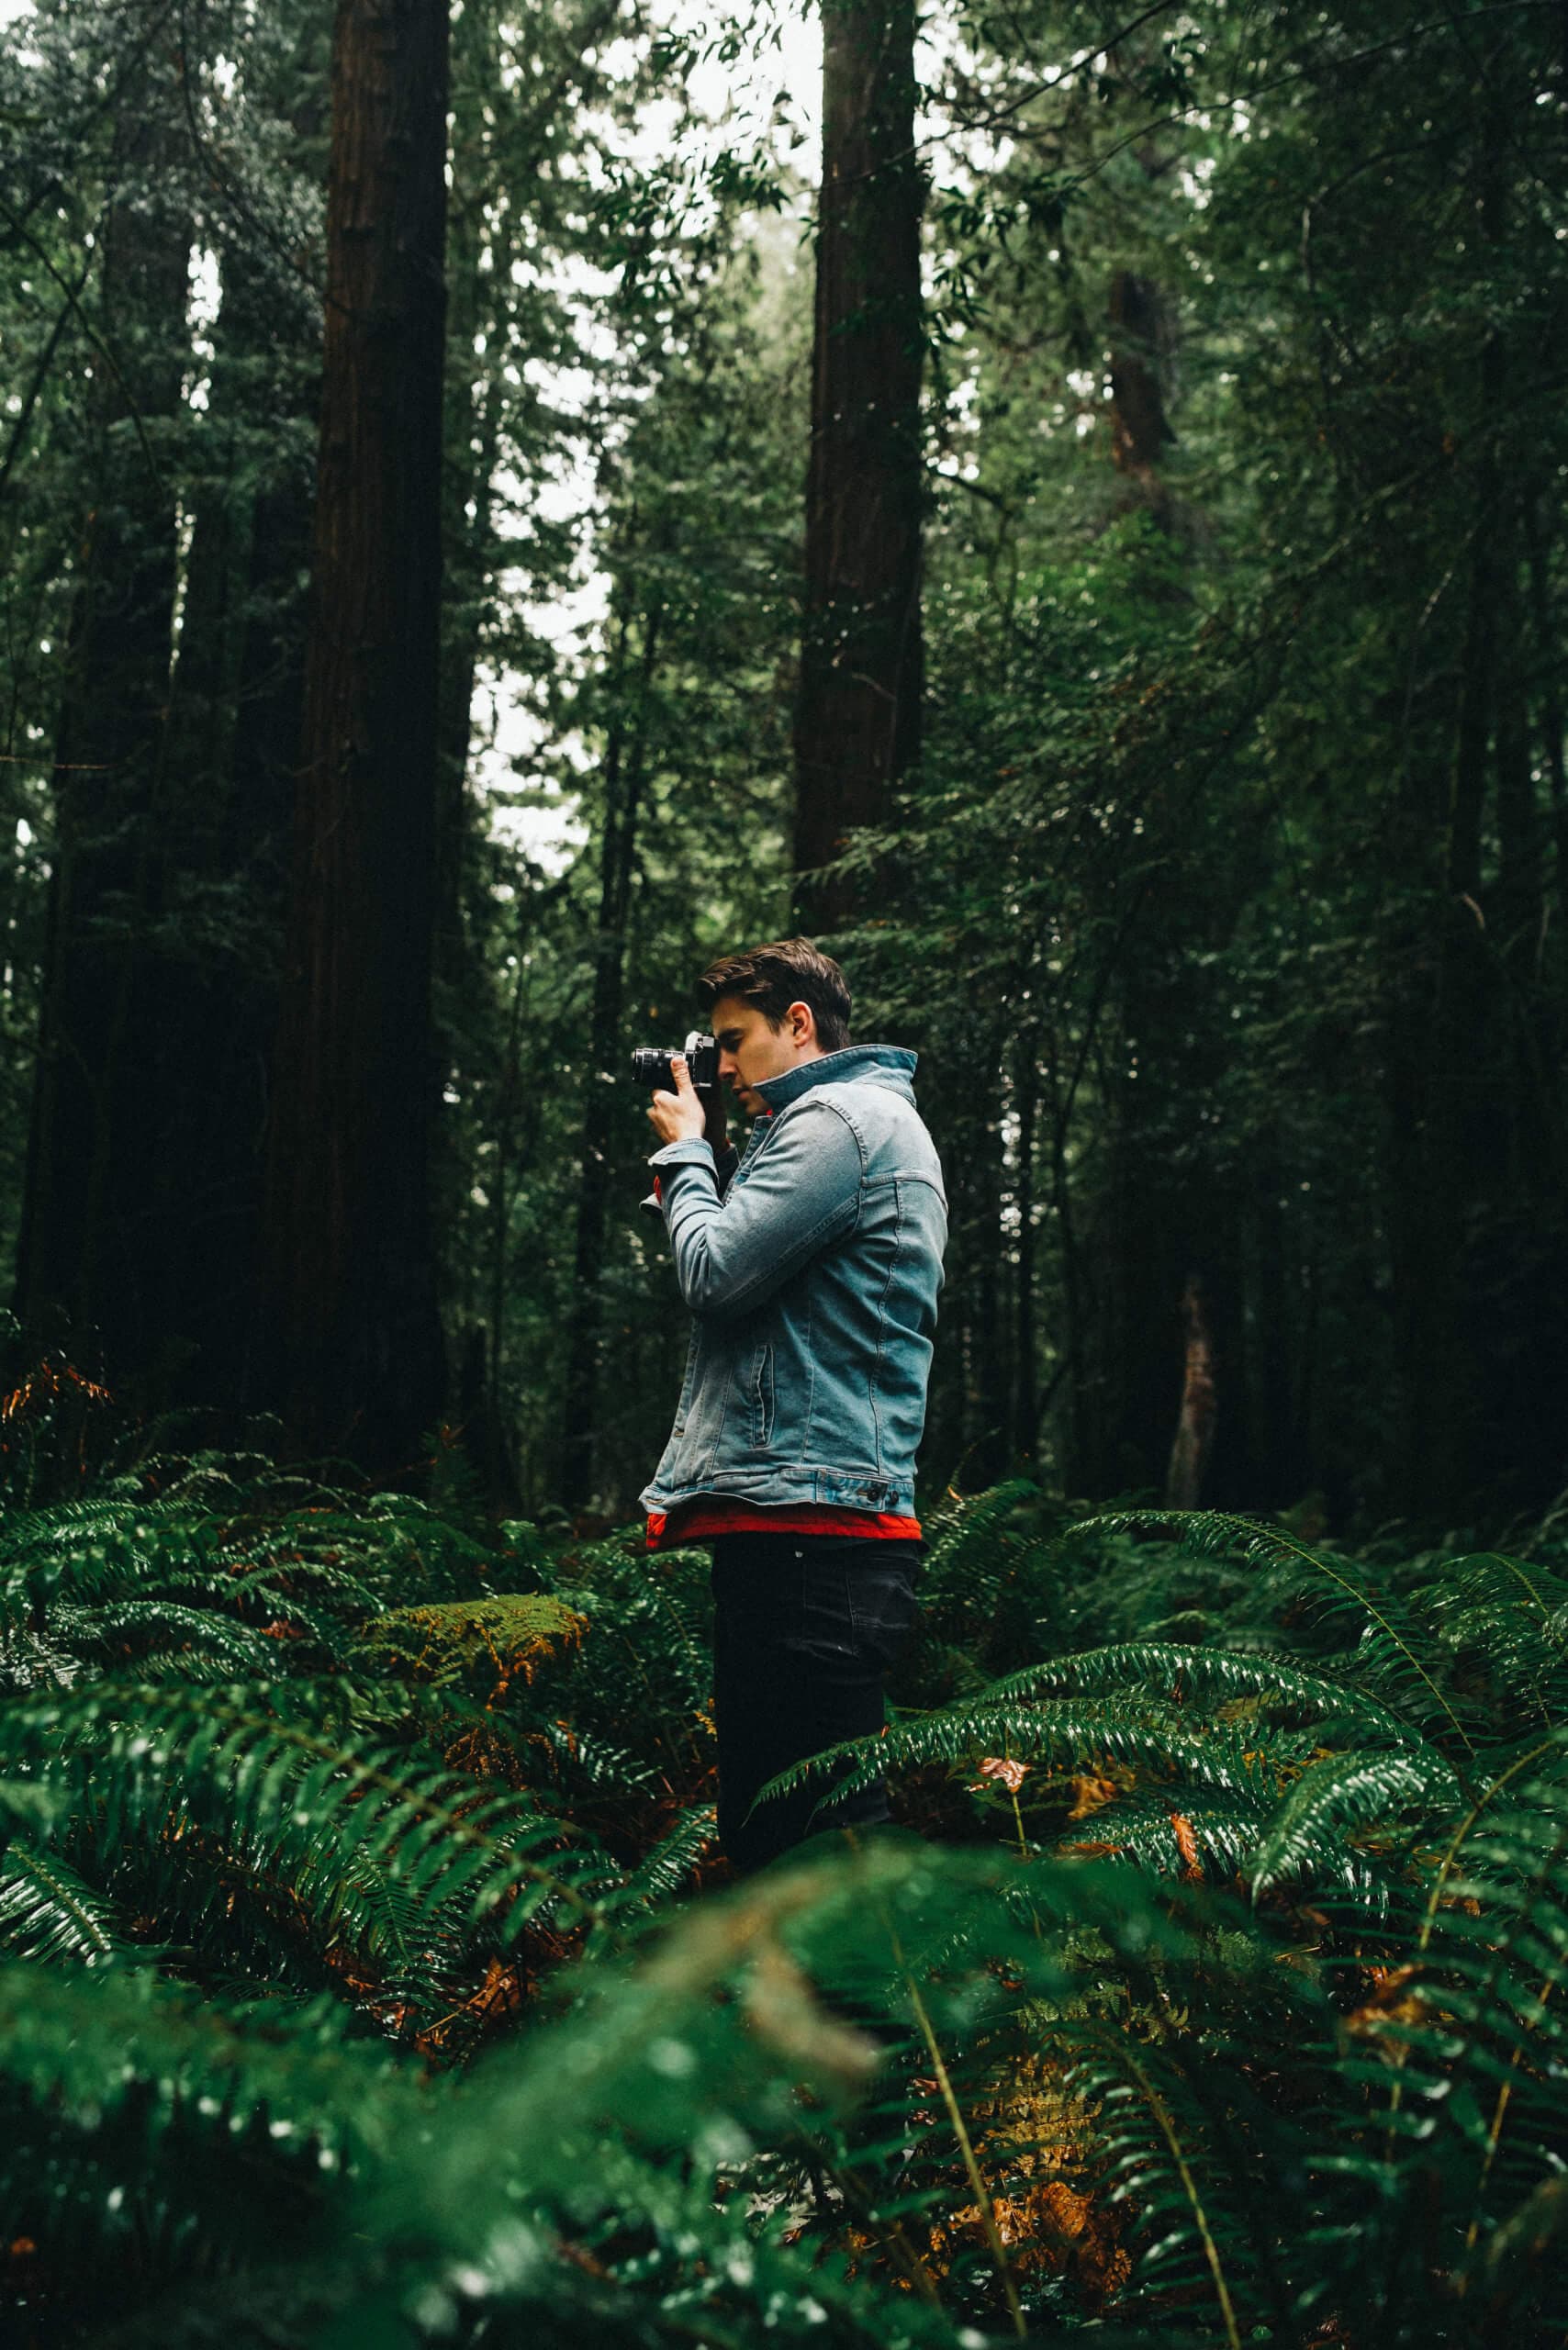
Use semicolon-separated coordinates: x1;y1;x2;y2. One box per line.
640;1046;947;1518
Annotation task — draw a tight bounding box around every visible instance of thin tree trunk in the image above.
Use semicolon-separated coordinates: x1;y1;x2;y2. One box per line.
1524;500;1568;935
1009;1027;1040;1464
1494;576;1540;982
434;147;505;1001
1107;268;1175;526
792;0;924;933
1165;1273;1216;1507
1046;1088;1090;1488
560;600;661;1509
1417;139;1507;1511
953;1026;1010;1487
261;0;451;1472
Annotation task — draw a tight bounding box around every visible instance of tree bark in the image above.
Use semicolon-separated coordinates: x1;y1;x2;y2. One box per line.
560;599;661;1510
261;0;451;1472
1165;1273;1216;1507
1008;1026;1040;1465
792;0;924;933
1107;268;1175;526
1524;500;1568;939
14;101;189;1385
153;160;322;1415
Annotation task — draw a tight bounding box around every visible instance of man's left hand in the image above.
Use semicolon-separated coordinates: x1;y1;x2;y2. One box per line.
647;1057;710;1147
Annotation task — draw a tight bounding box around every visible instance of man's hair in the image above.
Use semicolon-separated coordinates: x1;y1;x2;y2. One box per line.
696;937;853;1053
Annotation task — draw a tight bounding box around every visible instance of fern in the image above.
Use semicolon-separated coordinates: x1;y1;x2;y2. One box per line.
1023;1638;1437;1748
3;1460;1568;2346
1248;1746;1462;1897
0;1841;143;1966
1062;1507;1480;1755
0;1679;611;2011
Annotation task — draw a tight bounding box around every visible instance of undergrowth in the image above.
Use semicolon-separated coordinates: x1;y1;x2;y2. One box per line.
1;1377;1566;2345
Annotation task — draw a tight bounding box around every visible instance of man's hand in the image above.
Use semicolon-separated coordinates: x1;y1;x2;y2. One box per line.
647;1057;711;1148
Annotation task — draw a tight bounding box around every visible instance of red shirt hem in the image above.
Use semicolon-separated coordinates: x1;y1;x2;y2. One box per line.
645;1497;921;1552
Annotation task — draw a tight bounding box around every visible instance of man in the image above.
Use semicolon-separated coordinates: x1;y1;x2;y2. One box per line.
642;937;947;1874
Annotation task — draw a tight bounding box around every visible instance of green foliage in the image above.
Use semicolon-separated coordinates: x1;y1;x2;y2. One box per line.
0;1460;1565;2343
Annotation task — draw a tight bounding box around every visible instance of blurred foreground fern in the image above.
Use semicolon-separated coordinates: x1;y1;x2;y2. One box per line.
0;1438;1565;2344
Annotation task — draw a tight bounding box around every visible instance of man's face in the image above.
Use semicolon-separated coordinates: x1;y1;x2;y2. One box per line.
709;994;821;1115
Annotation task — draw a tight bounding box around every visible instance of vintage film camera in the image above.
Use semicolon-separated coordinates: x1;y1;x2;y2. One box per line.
629;1031;718;1093
633;1031;720;1221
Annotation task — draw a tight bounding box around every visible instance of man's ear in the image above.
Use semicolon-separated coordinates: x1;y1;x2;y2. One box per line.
788;999;818;1050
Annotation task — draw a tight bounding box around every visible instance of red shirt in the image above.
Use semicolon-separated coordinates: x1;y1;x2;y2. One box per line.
645;1495;922;1553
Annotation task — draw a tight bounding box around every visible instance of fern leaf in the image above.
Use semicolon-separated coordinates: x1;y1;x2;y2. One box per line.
1017;1641;1433;1749
1249;1749;1462;1897
1064;1508;1475;1755
0;1841;141;1966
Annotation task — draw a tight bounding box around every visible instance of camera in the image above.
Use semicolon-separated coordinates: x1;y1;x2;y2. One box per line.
630;1029;718;1092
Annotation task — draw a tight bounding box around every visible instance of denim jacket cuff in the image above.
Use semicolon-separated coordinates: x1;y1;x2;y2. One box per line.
648;1139;716;1170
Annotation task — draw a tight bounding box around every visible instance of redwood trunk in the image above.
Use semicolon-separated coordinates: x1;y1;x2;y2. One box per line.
792;0;924;932
262;0;451;1471
15;106;189;1382
155;203;319;1413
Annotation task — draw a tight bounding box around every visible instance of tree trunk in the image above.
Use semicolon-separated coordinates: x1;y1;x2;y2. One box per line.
153;174;321;1415
1107;268;1175;526
1165;1274;1216;1507
261;0;451;1473
792;0;924;933
1008;1027;1040;1466
1525;500;1568;938
949;1025;1010;1489
560;599;661;1510
434;149;505;1002
14;102;189;1386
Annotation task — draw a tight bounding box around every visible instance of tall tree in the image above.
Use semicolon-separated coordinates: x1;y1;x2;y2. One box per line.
559;582;661;1513
14;91;191;1389
792;0;924;932
152;28;327;1416
261;0;451;1471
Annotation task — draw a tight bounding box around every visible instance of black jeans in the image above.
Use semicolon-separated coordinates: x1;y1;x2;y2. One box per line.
709;1532;923;1875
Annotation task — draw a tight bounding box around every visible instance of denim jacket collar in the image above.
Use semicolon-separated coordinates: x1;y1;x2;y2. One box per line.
751;1043;918;1116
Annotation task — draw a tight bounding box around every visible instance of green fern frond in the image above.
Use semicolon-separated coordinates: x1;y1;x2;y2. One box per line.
74;1600;284;1674
1055;1789;1271;1884
759;1691;1282;1821
0;1841;142;1966
1063;2028;1247;2347
1429;1548;1568;1612
1422;1554;1568;1728
1064;1509;1475;1756
533;1716;662;1796
1249;1748;1462;1897
0;1681;610;1994
1021;1640;1432;1749
590;1806;717;1941
0;1957;418;2171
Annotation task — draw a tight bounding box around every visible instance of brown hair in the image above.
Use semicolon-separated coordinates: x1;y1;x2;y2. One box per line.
696;937;853;1053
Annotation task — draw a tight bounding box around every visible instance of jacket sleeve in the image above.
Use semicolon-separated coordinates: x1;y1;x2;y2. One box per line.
637;1141;738;1222
647;1103;862;1319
